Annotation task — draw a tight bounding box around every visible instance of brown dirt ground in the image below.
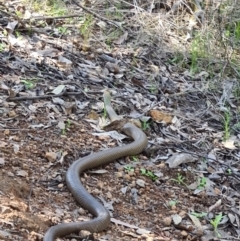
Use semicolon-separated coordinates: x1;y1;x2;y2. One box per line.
0;109;220;241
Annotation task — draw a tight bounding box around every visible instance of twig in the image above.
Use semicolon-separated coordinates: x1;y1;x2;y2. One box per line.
23;14;81;22
71;0;124;30
6;91;83;101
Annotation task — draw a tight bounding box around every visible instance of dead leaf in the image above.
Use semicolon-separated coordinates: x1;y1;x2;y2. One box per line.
0;158;5;165
16;170;28;177
51;85;65;95
59;151;68;164
45;152;57;162
6;21;18;34
166;153;196;168
105;62;120;74
149;110;173;124
222;139;237;150
88;169;108;174
113;31;128;45
57;56;72;68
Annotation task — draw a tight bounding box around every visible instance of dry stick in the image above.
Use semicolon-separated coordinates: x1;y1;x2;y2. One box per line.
7;91;83;101
0;8;26;27
71;0;124;30
23;14;81;22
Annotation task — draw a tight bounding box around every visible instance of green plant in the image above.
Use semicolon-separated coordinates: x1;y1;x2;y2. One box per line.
191;211;208;218
0;43;6;52
142;120;150;131
198;177;207;189
223;109;231;140
105;2;124;21
79;14;94;43
226;168;232;175
58;26;69;35
171;173;188;187
61;120;71;135
124;165;134;172
21;79;36;89
27;0;67;16
103;104;107;119
105;29;122;46
168;200;178;207
131;156;138;162
140;168;158;181
210;213;223;238
189;34;209;75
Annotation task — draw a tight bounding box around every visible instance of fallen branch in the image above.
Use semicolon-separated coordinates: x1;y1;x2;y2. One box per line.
71;0;124;30
6;91;83;101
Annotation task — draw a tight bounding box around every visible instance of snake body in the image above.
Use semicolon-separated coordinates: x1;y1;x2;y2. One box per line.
44;122;148;240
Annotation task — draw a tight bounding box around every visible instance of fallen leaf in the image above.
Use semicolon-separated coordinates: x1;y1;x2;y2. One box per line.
166;153;196;168
113;31;128;45
51;85;65;95
59;151;68;164
16;170;28;177
149;110;173;124
45;152;57;162
222;139;237;150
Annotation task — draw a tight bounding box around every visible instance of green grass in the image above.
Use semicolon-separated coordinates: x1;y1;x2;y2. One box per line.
168;200;178;207
25;0;67;16
171;173;188;188
61;119;71;135
197;177;207;190
223;109;231;141
191;211;208;218
79;14;94;42
190;35;208;74
140;168;158;181
21;79;37;89
124;165;134;172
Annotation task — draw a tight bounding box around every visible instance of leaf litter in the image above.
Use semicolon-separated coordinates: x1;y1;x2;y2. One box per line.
0;1;239;241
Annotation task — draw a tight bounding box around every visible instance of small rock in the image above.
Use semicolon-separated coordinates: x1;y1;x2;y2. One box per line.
0;230;11;239
8;110;16;117
91;188;101;195
124;174;131;180
136;179;145;187
163;217;172;226
181;230;188;237
115;172;123;178
16;170;28;177
79;230;92;237
106;192;112;199
4;129;9;135
45;152;57;162
179;211;186;217
0;158;5;165
58;183;64;188
136;228;151;235
78;208;85;215
172;214;182;225
97;181;104;189
121;186;128;194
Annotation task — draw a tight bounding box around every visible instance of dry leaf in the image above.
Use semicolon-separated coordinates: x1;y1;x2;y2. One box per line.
149;110;173;124
16;170;28;177
59;151;68;164
45;152;57;162
222;139;237;150
166;153;196;168
113;31;128;45
51;85;65;95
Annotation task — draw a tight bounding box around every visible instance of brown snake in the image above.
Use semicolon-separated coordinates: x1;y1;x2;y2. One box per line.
44;91;148;240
